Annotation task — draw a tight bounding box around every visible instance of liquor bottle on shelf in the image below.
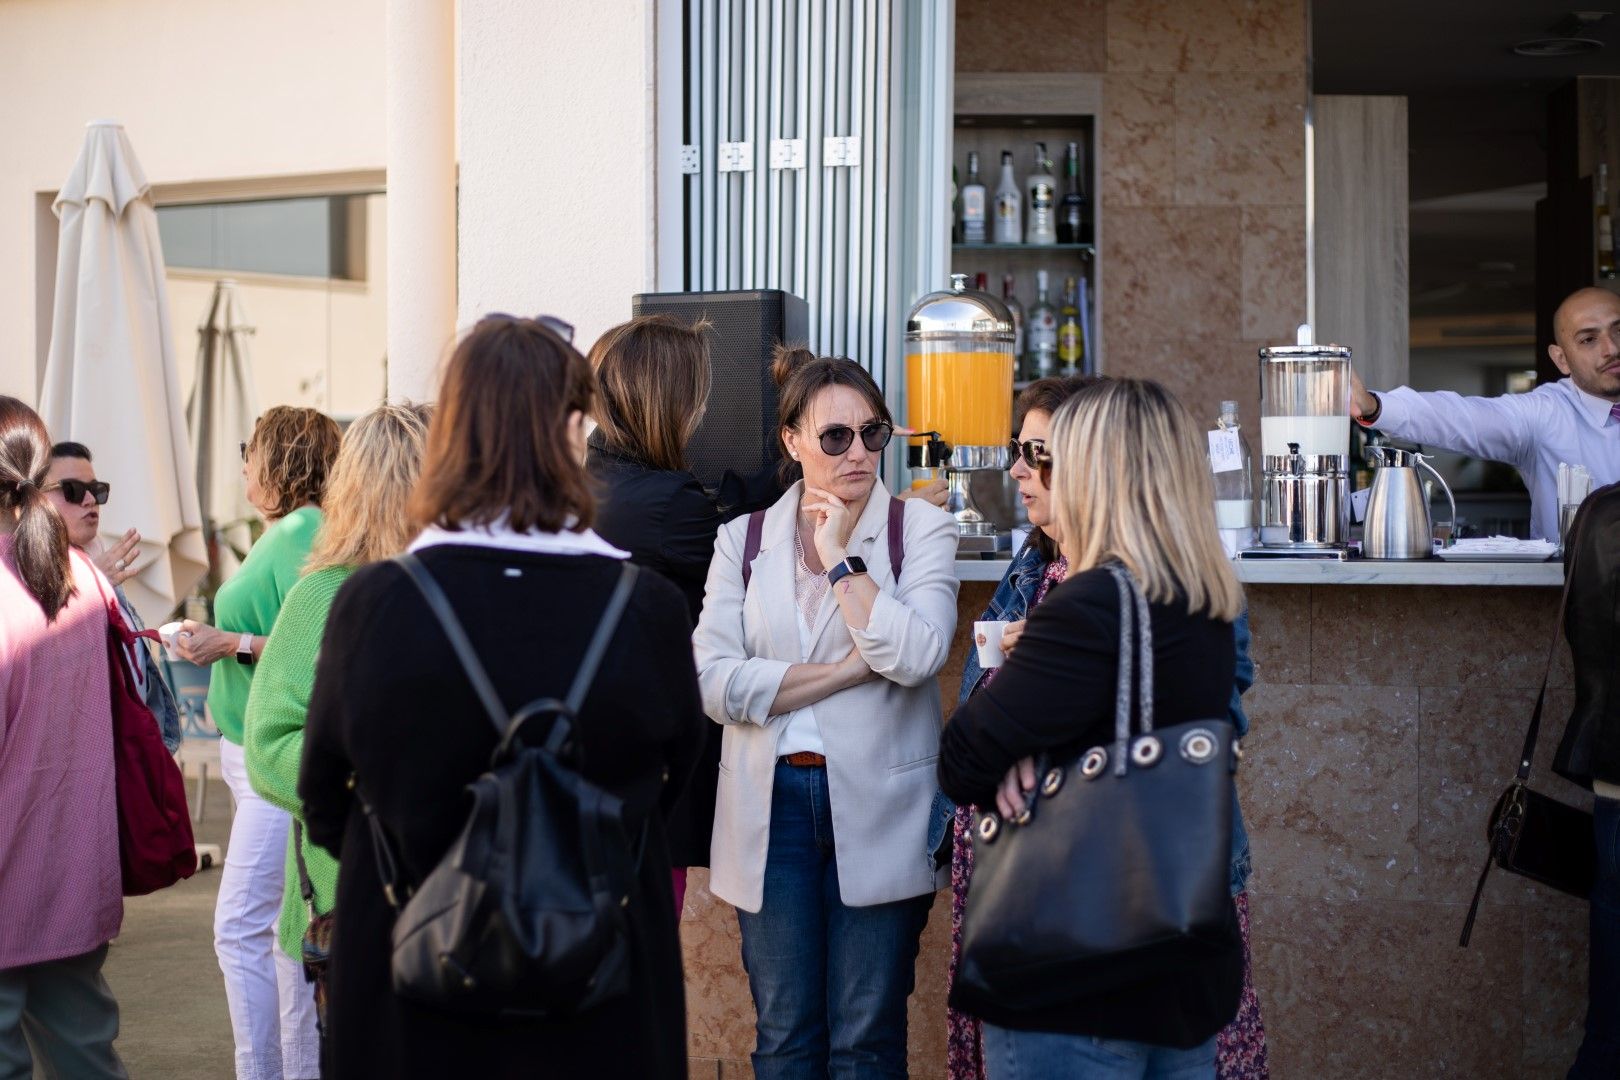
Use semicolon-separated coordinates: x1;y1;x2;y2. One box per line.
1210;400;1256;557
1026;270;1058;378
993;151;1021;245
1057;276;1083;376
1599;163;1616;280
960;151;987;244
951;163;962;244
1025;142;1057;245
1002;273;1026;375
974;272;989;291
1058;141;1089;245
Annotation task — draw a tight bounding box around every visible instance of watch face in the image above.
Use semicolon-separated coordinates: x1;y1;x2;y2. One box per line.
844;556;867;574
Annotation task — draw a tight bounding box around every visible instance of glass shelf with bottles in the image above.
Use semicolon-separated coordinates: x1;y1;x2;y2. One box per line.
953;242;1095;253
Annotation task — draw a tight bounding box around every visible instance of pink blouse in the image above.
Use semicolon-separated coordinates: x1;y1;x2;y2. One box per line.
0;537;121;967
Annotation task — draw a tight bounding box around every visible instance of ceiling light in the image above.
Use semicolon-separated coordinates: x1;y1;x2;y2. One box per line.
1514;10;1609;56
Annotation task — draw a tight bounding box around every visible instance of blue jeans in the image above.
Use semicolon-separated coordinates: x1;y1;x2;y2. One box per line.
983;1024;1215;1080
736;762;933;1080
1572;795;1620;1078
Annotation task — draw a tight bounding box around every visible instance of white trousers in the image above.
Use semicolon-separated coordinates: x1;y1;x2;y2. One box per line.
215;738;320;1080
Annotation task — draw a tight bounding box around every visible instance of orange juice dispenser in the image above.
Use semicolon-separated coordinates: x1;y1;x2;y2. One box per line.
905;274;1016;549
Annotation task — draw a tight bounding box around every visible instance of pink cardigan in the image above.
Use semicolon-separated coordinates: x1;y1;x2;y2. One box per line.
0;538;120;967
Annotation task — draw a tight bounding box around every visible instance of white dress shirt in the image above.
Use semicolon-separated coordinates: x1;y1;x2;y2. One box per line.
1371;378;1620;540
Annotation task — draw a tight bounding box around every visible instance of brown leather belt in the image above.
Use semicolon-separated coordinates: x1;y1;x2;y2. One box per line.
780;751;827;767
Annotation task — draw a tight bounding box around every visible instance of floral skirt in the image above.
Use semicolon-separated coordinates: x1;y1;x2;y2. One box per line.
946;806;1270;1080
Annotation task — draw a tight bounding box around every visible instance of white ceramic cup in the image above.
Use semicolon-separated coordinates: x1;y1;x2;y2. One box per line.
974;620;1009;669
158;621;186;662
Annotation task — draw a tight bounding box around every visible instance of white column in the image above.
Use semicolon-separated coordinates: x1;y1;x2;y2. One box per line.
457;0;658;350
386;0;457;402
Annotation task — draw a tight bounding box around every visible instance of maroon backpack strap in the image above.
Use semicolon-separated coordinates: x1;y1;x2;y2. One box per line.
741;510;766;590
887;498;906;582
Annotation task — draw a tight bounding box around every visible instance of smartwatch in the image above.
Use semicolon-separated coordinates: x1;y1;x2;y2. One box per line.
827;555;868;588
235;632;255;666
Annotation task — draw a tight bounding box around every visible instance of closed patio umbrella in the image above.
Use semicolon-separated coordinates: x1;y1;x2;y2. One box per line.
187;279;259;584
40;120;206;625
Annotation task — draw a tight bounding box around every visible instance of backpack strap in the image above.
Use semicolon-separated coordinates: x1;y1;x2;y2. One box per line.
740;510;766;590
888;497;906;581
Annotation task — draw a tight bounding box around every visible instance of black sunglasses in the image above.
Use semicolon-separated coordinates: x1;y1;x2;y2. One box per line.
1037;451;1054;488
239;441;248;462
817;421;894;457
1007;437;1048;471
50;479;111;505
483;312;577;345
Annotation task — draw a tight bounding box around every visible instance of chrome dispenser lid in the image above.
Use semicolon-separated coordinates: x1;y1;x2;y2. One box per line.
906;273;1014;340
1259;322;1351;362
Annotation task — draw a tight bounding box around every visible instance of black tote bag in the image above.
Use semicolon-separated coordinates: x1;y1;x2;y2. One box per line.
955;564;1239;1014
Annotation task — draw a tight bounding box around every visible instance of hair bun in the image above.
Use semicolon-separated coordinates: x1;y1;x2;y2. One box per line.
770;343;816;388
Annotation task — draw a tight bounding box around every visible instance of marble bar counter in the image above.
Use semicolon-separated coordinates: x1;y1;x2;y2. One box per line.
681;554;1591;1078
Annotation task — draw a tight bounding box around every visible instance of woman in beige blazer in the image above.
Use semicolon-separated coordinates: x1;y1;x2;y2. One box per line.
694;347;959;1079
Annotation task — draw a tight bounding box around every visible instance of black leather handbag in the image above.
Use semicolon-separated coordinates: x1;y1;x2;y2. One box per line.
361;556;644;1017
1459;520;1596;947
955;564;1239;1014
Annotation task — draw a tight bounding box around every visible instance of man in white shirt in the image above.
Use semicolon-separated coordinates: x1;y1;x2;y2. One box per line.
1351;287;1620;540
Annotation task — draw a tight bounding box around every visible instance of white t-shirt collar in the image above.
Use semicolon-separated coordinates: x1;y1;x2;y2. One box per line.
408;515;629;559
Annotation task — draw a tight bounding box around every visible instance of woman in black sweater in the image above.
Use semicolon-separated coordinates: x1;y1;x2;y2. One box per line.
300;315;705;1080
939;378;1245;1079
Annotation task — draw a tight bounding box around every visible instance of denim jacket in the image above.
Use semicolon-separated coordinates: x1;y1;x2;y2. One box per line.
116;585;182;753
957;538;1254;895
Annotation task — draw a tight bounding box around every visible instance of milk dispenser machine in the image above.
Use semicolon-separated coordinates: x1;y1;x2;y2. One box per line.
1252;326;1352;556
905;274;1016;551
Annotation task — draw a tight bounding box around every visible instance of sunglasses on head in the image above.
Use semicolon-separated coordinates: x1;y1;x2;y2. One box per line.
50;479;110;506
816;421;894;457
1007;437;1048;471
483;312;577;345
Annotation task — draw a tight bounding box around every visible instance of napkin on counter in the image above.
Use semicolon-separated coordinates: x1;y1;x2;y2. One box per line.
1442;536;1558;556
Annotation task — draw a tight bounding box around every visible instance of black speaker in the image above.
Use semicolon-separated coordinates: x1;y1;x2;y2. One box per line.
631;289;809;492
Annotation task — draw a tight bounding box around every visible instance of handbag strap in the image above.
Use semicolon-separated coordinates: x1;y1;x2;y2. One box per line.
1514;513;1585;783
291;820;318;913
394;554;639;737
1104;564;1154;777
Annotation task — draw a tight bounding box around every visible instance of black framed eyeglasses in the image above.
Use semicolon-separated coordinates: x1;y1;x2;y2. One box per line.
1006;437;1048;471
49;479;110;505
817;421;894;457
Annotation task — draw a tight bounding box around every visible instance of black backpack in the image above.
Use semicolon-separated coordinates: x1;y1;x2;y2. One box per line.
359;555;643;1018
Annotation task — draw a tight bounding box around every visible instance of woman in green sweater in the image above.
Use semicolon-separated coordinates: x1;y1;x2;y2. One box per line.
176;405;341;1080
243;403;429;1034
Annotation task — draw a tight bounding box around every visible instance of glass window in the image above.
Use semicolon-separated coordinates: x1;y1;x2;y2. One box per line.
157;195;366;280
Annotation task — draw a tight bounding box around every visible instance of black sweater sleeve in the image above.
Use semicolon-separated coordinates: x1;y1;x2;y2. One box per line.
939;570;1125;807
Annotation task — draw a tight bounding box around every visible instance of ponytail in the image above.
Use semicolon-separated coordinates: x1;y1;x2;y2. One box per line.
0;397;73;620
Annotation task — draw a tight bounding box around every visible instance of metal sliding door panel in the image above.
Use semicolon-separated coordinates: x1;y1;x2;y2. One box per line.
698;0;716;292
766;0;786;292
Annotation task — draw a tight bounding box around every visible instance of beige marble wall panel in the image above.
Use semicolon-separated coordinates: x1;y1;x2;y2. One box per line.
682;869;755;1062
717;1058;753;1079
1104;207;1243;342
1240;205;1308;340
1104;0;1304;74
1522;900;1589;1075
955;0;1106;74
1248;895;1524;1079
1240;683;1422;900
1308;586;1571;689
1100;73;1175;208
1089;334;1261;441
1173;73;1306;207
1244;585;1312;684
906;894;952;1074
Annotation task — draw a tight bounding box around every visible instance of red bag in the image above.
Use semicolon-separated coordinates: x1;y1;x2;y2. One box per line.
89;566;197;895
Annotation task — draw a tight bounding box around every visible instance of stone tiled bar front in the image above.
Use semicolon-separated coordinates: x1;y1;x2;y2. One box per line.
682;560;1591;1079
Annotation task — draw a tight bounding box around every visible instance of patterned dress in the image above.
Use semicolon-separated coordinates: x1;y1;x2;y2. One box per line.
945;556;1270;1080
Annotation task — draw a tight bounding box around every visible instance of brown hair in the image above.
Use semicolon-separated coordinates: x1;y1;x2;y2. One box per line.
589;314;713;472
1015;375;1103;562
771;345;892;483
1049;378;1243;621
0;396;73;619
246;406;342;520
411;314;598;534
306;403;430;574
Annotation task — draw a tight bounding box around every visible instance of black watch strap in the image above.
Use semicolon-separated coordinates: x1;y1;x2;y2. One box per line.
827;556;867;588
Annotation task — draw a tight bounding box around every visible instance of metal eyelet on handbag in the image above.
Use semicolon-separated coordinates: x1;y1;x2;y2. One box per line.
1079;747;1108;779
1131;736;1163;768
978;813;1001;843
1012;806;1033;826
1041;766;1065;797
1179;728;1218;765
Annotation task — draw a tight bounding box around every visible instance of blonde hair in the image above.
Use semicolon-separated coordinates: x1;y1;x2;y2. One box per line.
306;403;430;573
1048;378;1243;621
589;314;713;472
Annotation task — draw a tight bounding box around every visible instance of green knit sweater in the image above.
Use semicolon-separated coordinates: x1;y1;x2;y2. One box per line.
243;564;351;957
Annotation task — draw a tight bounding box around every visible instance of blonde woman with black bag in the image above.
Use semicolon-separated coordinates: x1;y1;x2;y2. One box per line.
939;378;1245;1080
